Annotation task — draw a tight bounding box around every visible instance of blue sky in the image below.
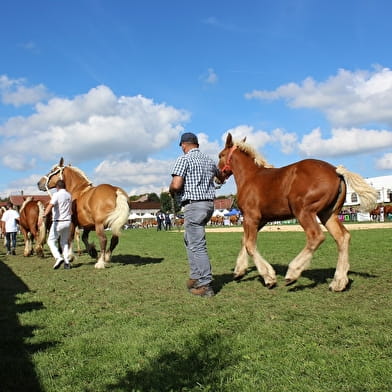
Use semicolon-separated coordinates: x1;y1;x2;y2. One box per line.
1;0;392;198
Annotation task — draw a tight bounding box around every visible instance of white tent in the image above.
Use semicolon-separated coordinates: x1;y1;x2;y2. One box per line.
212;210;225;217
142;213;155;219
128;213;141;220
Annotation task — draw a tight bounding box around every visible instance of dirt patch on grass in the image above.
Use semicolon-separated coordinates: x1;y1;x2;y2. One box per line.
206;222;392;233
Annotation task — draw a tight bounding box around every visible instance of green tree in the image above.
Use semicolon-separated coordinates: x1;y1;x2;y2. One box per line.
160;192;179;213
147;193;160;202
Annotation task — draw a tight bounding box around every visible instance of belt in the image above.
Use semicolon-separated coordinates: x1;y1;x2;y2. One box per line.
54;220;71;222
182;199;214;207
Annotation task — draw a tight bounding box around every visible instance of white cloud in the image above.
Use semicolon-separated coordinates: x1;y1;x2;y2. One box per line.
376;153;392;170
0;75;50;106
200;68;218;85
93;158;174;195
91;130;225;194
299;127;392;157
0;174;43;198
222;124;297;154
245;66;392;128
0;84;190;170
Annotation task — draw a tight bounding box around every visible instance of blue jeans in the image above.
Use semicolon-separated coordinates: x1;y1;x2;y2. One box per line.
5;232;17;252
183;201;214;287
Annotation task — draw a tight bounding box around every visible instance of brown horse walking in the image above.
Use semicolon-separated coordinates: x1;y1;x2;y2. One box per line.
218;133;378;291
37;158;130;268
19;197;48;257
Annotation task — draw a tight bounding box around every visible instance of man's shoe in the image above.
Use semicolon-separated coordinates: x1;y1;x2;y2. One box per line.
189;285;215;298
6;251;11;255
64;263;71;270
11;249;16;255
53;259;64;269
186;278;198;290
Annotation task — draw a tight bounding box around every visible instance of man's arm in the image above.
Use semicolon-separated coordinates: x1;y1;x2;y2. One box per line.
169;175;184;197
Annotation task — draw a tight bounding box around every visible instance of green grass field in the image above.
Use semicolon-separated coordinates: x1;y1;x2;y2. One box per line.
1;227;391;392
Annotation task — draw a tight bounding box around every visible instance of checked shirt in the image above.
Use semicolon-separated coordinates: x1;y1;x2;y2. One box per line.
171;148;219;204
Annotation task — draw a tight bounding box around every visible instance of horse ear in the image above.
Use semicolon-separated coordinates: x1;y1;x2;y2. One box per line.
242;137;247;143
225;133;233;148
59;157;64;167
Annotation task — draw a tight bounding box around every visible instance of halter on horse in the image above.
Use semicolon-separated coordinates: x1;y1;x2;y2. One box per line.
37;158;130;268
218;133;378;292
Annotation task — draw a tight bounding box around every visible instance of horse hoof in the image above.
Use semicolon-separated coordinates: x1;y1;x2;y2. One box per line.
89;248;98;258
234;273;245;281
265;281;277;289
285;278;297;286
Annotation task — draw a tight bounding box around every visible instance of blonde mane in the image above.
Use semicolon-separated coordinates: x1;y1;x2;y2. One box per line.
66;165;93;185
234;140;274;168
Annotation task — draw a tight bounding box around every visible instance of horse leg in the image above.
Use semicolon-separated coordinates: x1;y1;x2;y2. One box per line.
233;239;249;279
104;235;119;263
82;229;97;258
21;228;32;257
285;214;325;285
324;215;351;292
94;224;107;269
31;225;45;258
239;220;277;288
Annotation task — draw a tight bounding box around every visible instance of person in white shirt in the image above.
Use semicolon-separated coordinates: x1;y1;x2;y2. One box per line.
1;201;20;255
42;180;73;269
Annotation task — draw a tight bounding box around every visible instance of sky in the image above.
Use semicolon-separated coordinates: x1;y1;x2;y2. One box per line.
1;0;392;199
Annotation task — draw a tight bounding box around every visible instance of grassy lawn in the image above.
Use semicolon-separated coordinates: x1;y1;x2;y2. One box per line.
1;227;391;391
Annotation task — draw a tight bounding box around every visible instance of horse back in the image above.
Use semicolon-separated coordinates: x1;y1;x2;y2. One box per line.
238;159;343;220
74;184;127;227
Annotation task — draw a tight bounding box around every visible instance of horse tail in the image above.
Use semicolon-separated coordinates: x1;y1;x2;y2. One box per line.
105;189;130;236
336;165;378;212
36;201;47;244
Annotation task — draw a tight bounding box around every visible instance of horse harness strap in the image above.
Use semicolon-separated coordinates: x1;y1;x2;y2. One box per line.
43;165;65;193
221;145;238;175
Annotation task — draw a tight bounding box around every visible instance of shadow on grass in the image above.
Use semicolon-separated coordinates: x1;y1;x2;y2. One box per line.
111;254;164;266
76;254;164;268
212;272;235;294
0;259;50;392
107;332;238;392
218;264;377;292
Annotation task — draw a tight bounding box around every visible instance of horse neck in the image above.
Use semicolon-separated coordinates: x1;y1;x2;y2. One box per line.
231;150;262;188
63;168;91;196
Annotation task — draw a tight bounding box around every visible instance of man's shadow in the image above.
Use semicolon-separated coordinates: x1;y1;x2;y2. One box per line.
0;259;55;392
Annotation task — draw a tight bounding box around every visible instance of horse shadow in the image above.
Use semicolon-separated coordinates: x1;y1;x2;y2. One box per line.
106;331;240;392
213;264;377;292
109;254;164;267
0;259;57;392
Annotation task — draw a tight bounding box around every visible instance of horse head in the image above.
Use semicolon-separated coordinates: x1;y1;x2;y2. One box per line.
37;157;66;192
218;133;246;180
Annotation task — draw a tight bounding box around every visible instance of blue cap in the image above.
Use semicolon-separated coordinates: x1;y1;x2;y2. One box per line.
179;132;198;146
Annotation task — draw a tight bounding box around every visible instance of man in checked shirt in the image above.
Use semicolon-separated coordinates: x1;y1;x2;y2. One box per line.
170;132;225;297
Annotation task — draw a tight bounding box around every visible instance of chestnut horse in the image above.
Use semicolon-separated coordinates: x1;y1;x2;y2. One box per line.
0;206;6;245
37;158;130;268
19;197;48;257
218;133;378;292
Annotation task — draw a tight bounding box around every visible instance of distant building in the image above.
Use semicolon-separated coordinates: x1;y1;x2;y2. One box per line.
129;201;161;216
345;175;392;207
9;194;51;209
214;197;233;211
